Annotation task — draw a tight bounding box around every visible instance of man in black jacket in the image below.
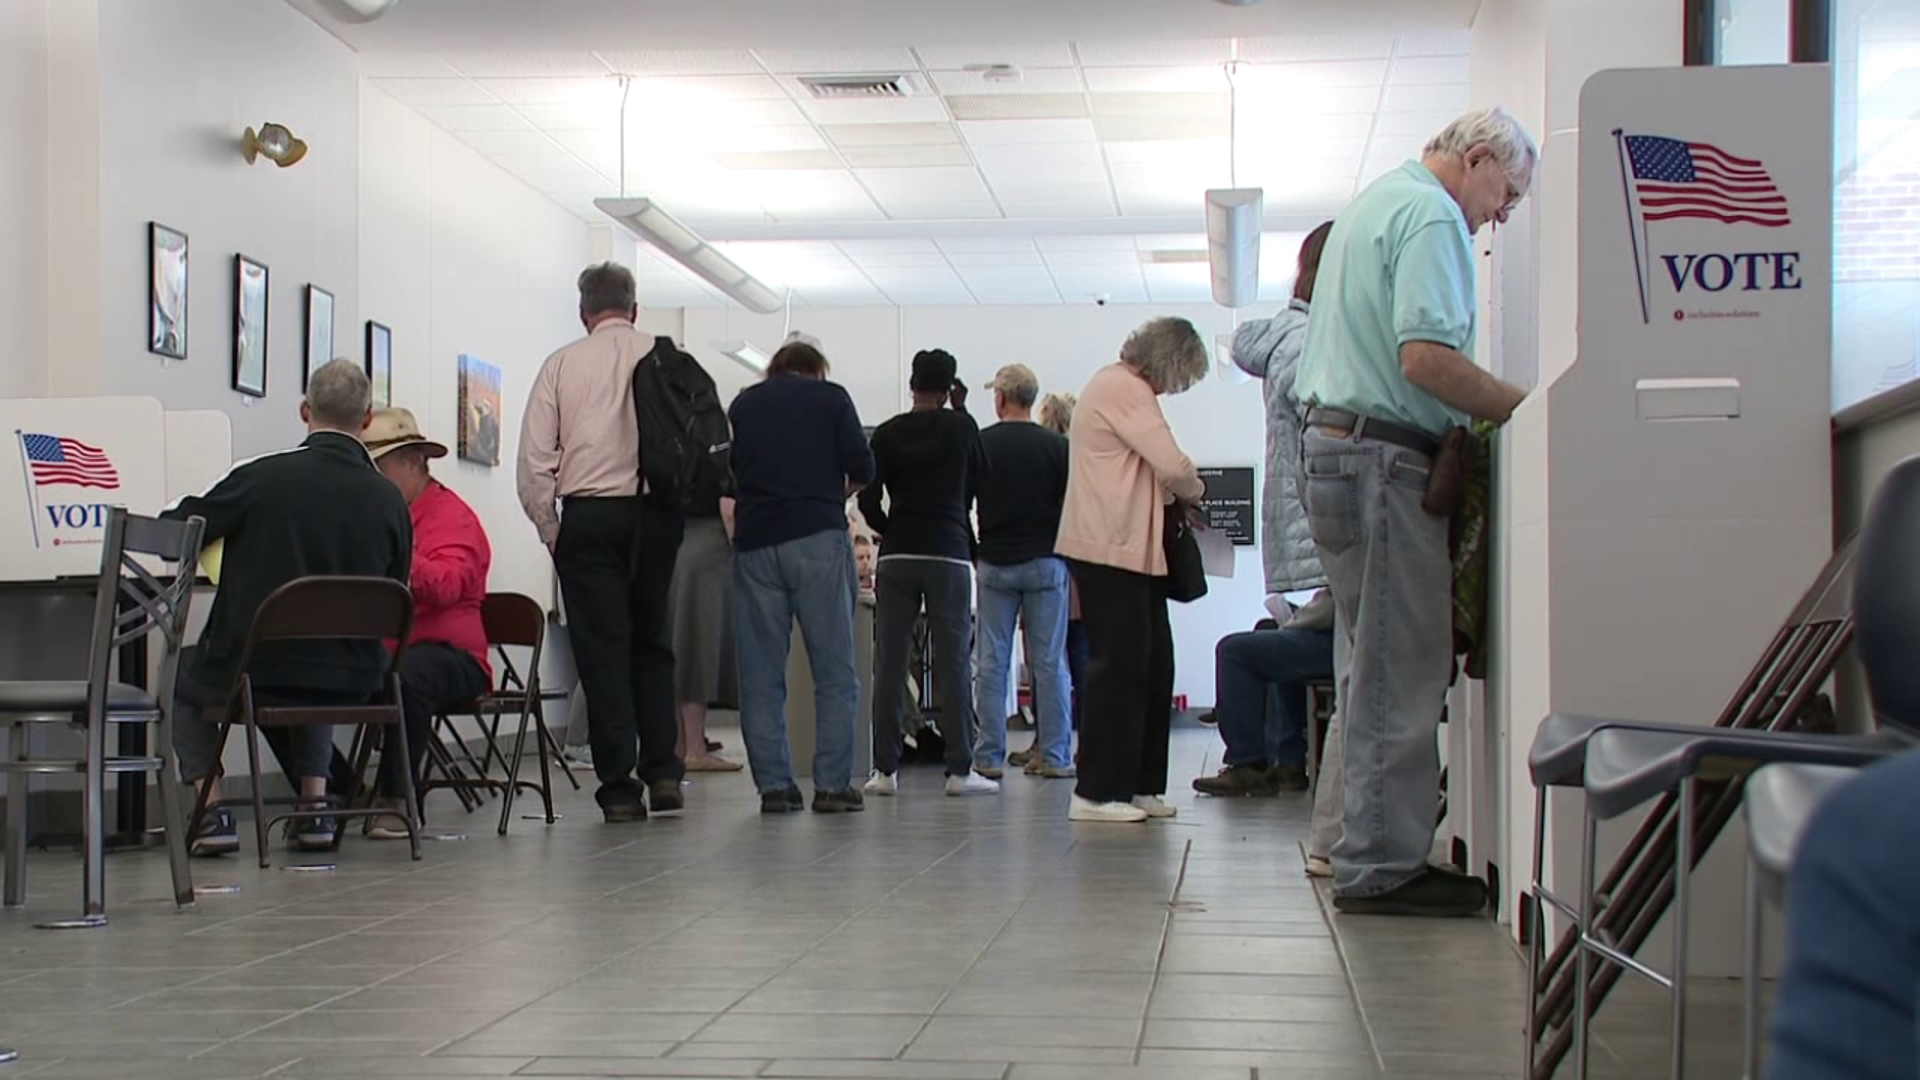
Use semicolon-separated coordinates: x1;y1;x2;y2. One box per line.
164;358;412;855
859;349;995;797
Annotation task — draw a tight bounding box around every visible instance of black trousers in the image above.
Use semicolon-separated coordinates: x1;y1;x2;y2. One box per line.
376;643;491;798
555;495;685;803
870;559;975;777
1067;559;1174;804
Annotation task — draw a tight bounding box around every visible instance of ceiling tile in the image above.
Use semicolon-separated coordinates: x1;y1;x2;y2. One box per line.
945;94;1090;121
1083;66;1229;94
1235;84;1383;116
1252;58;1392;87
840;144;974;168
1234;35;1398;62
955;266;1062;304
699;126;830;153
796;280;890;305
914;44;1077;69
513;101;619;129
753;47;919;73
844;252;953;268
370;77;500;107
443;52;611;78
1036;234;1138;253
930;68;1084;97
1391;55;1470;85
632;74;788;100
736;170;884;222
937;237;1039;255
866;268;977;305
1395;30;1474;57
944;250;1044;267
1095;114;1230;141
455;128;568;154
1000;193;1119;218
824;122;961;147
971;142;1108;185
713;150;845;170
958;119;1097;146
1074;41;1236;67
1142;263;1214;302
357;55;462;78
1090;91;1228;117
487;152;610;181
856;167;996;213
836;238;941;256
594;49;765;75
1381;82;1467;114
1369;111;1459;138
1103;138;1226;165
417;105;534;132
798;96;952;126
1134;234;1208;252
1048;270;1149;304
473;76;620;105
545;129;619;157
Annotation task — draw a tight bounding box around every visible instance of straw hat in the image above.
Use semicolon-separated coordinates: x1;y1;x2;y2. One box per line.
362;407;449;461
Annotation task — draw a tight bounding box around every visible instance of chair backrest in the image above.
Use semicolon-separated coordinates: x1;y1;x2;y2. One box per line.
85;508;205;720
231;576;414;681
1856;455;1920;738
481;592;545;693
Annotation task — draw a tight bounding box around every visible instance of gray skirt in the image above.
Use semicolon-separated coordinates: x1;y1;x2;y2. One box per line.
670;516;734;705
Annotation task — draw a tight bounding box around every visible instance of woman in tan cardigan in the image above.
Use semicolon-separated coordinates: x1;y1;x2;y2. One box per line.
1056;318;1208;823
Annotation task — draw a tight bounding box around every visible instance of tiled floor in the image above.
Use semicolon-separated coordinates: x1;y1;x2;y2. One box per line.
0;722;1749;1079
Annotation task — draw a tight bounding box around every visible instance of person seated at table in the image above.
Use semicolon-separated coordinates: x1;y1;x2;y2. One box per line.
163;359;412;855
361;408;493;838
1193;589;1334;797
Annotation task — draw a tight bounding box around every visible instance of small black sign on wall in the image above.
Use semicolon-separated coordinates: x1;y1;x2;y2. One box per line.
1196;466;1256;546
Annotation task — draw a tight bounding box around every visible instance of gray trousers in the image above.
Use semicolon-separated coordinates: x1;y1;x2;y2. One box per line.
1308;614;1347;860
871;558;975;777
1300;428;1452;897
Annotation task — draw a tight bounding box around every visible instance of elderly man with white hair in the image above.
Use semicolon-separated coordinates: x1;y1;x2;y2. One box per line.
1294;106;1536;917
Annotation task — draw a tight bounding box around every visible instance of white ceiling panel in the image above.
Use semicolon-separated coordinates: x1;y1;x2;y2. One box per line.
512;101;619;129
1381;82;1468;114
1369;110;1460;138
958;119;1097;146
1000;194;1119;218
474;76;619;105
1095;114;1230;141
358;55;462;78
371;77;501;107
1234;35;1399;62
714;150;845;170
486;151;609;179
945;94;1089;121
836;238;941;256
454;128;568;154
944;250;1045;267
931;68;1084;97
737;169;884;221
1390;55;1470;85
797;279;890;305
1082;66;1229;94
1142;262;1214;302
1238;84;1382;116
823;122;961;147
913;44;1078;70
754;47;920;73
798;96;953;126
841;144;975;168
1073;40;1236;67
1102;138;1225;165
595;49;766;75
1048;270;1149;304
545;128;620;157
698;126;831;153
1395;30;1474;56
444;52;611;77
418;105;533;131
955;266;1063;304
938;236;1039;255
970;142;1108;183
1089;91;1228;117
633;74;789;100
1036;234;1137;253
858;167;999;218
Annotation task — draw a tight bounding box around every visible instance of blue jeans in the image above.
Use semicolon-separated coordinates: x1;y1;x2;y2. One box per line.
732;528;861;795
973;557;1073;771
1769;749;1920;1079
1302;427;1452;897
1214;628;1333;770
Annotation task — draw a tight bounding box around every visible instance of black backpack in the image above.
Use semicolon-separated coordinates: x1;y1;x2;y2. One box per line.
632;336;732;505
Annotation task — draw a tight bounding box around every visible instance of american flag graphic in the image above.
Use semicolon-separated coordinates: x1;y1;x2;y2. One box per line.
22;434;120;489
1623;135;1792;228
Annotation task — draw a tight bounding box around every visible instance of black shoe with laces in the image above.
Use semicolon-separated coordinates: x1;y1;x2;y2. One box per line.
1273;765;1310;792
648;782;685;814
1333;866;1489;918
811;788;865;814
1192;763;1281;797
761;786;805;814
597;783;647;823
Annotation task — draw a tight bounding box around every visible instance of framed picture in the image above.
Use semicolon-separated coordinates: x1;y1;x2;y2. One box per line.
232;255;269;398
148;222;188;359
456;354;502;467
303;285;334;389
365;321;392;409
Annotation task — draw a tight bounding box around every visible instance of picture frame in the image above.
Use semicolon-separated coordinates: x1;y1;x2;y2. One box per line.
232;255;269;398
456;354;503;467
148;222;188;359
365;320;392;409
303;285;334;389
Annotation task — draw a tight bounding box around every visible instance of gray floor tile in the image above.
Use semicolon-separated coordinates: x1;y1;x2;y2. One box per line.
1147;990;1362;1024
760;1061;1007;1079
517;1059;771;1077
915;1015;1140;1049
267;1059;537;1075
1141;1018;1372;1053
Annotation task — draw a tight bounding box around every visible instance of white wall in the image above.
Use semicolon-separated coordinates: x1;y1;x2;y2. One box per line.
359;85;590;604
677;302;1272;704
0;0;48;400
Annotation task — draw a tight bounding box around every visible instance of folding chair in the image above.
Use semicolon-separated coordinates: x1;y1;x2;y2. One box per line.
417;593;556;834
188;576;420;868
0;508;203;928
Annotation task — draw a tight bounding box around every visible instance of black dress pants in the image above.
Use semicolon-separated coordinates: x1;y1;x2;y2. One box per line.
375;642;491;798
1067;559;1174;804
554;495;685;805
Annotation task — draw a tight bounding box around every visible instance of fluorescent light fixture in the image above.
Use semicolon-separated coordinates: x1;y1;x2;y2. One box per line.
713;340;770;374
597;197;783;313
1205;188;1264;308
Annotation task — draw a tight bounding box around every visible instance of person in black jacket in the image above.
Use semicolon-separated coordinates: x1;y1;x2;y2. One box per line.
859;349;995;797
164;358;412;855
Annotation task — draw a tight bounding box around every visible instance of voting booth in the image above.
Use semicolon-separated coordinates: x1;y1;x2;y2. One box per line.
1478;64;1833;975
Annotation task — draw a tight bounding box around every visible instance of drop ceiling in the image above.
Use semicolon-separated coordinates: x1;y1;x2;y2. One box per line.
301;4;1477;306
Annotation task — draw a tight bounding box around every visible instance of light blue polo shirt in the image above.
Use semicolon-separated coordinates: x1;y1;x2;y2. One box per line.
1295;161;1476;438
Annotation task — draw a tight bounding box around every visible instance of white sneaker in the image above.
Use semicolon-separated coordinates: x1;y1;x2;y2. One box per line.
561;746;593;769
1131;795;1177;819
862;771;897;797
946;772;1000;797
1069;795;1148;823
1305;855;1334;879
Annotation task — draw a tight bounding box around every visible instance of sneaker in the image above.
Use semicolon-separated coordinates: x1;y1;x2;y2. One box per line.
561;745;593;769
760;786;805;814
1033;764;1077;779
1069;795;1148;823
976;765;1005;780
1274;765;1310;792
1131;795;1177;819
293;812;337;852
811;788;865;814
189;808;239;857
598;788;647;823
648;782;685;814
1332;866;1489;918
946;772;1000;797
862;771;897;797
1305;855;1334;879
1192;764;1281;798
363;796;410;841
1008;747;1038;769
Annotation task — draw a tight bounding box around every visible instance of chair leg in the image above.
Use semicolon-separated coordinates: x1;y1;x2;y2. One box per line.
395;719;422;863
1742;856;1763;1080
1573;809;1597;1080
154;712;196;910
5;728;26;910
1524;785;1548;1075
1672;777;1694;1080
79;710;108;922
538;701;580;791
497;704;532;836
243;723;271;869
535;708;556;824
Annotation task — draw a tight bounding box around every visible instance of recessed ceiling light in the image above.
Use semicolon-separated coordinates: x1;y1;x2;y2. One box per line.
965;63;1023;84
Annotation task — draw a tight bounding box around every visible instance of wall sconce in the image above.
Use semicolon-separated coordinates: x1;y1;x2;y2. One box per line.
243;123;308;168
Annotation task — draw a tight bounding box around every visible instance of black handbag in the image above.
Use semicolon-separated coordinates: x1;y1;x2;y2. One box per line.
1163;503;1208;603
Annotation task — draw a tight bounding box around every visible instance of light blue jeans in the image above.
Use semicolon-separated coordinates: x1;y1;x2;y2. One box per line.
732;527;860;795
972;557;1073;771
1301;428;1452;897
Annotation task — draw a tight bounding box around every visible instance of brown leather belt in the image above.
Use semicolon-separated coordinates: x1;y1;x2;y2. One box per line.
1305;407;1441;459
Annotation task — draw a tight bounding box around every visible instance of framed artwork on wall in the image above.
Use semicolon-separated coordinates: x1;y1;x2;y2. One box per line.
365;321;392;408
232;254;269;398
304;285;334;389
148;222;188;359
456;354;502;467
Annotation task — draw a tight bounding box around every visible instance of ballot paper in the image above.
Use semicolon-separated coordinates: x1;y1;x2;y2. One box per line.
199;539;223;585
1195;525;1235;579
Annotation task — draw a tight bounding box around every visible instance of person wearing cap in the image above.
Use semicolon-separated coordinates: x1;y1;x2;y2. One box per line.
362;408;493;837
860;348;995;798
971;363;1073;781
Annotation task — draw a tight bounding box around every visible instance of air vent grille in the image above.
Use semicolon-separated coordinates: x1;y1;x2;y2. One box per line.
799;74;918;99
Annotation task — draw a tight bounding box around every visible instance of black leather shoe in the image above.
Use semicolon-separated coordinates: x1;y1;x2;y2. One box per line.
1333;867;1488;918
648;782;685;814
811;788;865;814
760;786;805;814
600;800;646;824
